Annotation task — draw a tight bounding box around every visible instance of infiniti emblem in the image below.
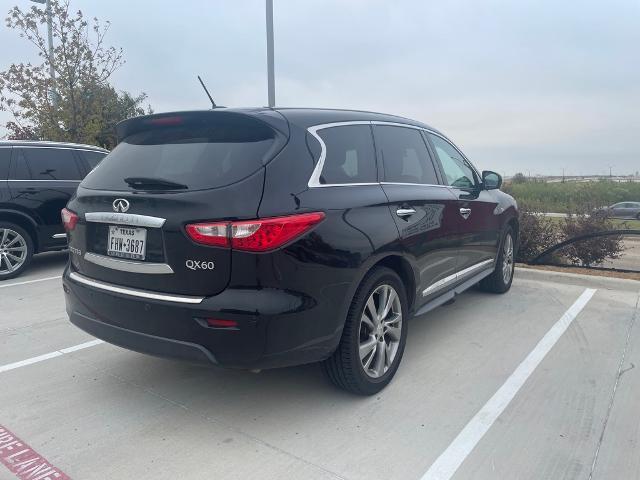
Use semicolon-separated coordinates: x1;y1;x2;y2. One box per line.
112;198;130;213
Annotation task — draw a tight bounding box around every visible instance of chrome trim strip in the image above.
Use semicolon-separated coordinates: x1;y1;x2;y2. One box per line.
422;258;494;297
85;212;166;228
68;271;203;304
308;182;380;188
371;120;426;130
422;273;458;297
12;145;108;153
8;179;81;183
84;252;174;274
380;182;449;189
52;233;67;239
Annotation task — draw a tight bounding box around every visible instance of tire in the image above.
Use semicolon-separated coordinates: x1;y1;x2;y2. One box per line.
479;226;515;294
323;267;408;395
0;222;34;280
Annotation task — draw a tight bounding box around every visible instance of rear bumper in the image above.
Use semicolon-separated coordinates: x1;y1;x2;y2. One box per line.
63;268;344;369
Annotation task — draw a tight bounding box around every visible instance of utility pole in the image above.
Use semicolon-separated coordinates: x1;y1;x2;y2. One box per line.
265;0;275;107
31;0;56;107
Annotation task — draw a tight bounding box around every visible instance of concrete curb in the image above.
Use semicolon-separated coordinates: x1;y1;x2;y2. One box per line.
516;266;640;291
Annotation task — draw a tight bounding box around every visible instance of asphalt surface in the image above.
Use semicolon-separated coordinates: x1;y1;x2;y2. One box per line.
0;252;639;480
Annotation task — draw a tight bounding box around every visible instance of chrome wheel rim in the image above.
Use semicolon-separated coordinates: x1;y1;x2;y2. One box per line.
359;284;402;379
0;228;28;276
502;233;514;284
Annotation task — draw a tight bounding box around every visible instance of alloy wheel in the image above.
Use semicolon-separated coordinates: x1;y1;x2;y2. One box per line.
502;233;514;284
0;228;28;276
358;284;403;378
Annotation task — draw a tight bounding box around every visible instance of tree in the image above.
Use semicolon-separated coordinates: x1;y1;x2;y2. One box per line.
0;0;150;149
511;172;527;184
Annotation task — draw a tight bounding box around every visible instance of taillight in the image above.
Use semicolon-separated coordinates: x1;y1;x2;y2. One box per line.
184;222;230;247
61;208;79;231
185;212;325;252
231;212;325;252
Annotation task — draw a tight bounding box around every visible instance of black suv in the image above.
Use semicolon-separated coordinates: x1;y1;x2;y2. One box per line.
0;141;108;279
62;109;518;394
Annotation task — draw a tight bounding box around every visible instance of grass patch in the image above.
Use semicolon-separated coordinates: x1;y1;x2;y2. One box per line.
503;180;640;212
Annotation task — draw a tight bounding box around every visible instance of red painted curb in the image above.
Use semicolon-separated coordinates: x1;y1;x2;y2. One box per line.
0;425;71;480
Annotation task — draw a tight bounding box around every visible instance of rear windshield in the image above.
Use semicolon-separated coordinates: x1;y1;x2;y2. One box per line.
82;115;278;191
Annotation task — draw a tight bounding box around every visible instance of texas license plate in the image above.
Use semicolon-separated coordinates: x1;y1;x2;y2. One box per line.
107;226;147;260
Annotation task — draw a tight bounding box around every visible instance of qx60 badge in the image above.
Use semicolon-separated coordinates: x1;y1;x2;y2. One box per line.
112;198;130;213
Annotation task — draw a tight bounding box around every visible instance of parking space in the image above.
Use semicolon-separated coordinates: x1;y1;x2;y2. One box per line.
1;262;638;480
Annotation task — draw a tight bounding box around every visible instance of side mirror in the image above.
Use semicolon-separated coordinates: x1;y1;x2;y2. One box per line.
482;170;502;190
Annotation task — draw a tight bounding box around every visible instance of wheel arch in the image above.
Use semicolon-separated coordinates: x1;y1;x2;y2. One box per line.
0;209;39;252
357;254;418;314
506;215;520;253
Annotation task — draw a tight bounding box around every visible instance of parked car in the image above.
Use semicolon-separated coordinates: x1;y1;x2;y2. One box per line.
605;201;640;219
0;140;108;279
62;108;519;395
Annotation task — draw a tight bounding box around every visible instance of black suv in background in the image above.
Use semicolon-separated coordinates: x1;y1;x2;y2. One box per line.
62;109;518;394
0;141;108;279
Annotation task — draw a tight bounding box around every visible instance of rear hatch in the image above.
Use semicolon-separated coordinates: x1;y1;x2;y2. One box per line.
67;110;288;296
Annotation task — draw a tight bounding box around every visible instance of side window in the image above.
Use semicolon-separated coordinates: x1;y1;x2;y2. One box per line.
20;147;82;180
317;125;376;184
80;150;107;171
427;133;476;189
375;126;439;185
0;148;11;180
11;150;32;179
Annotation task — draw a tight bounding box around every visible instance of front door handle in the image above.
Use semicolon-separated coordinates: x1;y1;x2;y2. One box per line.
459;207;471;219
396;208;416;218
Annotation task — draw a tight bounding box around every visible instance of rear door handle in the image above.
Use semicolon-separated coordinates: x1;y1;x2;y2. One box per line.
396;208;416;218
459;207;471;219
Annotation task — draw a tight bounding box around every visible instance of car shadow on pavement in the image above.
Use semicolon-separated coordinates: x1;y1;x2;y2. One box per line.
29;250;68;275
88;290;477;414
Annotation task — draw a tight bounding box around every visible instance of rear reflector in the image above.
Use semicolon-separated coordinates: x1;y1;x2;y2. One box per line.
206;318;238;329
185;212;325;252
61;208;78;231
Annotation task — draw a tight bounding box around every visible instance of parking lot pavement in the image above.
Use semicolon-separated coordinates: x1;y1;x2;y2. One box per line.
0;265;638;480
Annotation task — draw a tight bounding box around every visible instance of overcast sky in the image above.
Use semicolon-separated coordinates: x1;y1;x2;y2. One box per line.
1;0;638;176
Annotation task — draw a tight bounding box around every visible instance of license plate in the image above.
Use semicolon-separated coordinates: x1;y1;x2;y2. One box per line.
107;226;147;260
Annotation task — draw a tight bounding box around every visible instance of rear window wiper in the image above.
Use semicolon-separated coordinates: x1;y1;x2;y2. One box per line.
124;177;188;190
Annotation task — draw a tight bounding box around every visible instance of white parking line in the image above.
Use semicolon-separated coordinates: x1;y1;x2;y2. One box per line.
420;287;597;480
0;339;104;374
0;275;62;289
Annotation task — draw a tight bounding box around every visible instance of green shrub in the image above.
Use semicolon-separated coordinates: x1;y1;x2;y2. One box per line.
516;208;560;262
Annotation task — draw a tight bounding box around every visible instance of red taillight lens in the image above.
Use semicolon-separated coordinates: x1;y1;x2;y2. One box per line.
231;212;325;252
185;212;325;252
61;208;78;231
185;222;230;247
206;318;238;329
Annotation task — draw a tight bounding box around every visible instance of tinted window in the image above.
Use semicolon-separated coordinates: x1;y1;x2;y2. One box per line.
82;116;277;191
0;148;10;180
16;147;82;180
81;150;107;170
318;125;376;184
375;126;439;185
427;134;476;189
